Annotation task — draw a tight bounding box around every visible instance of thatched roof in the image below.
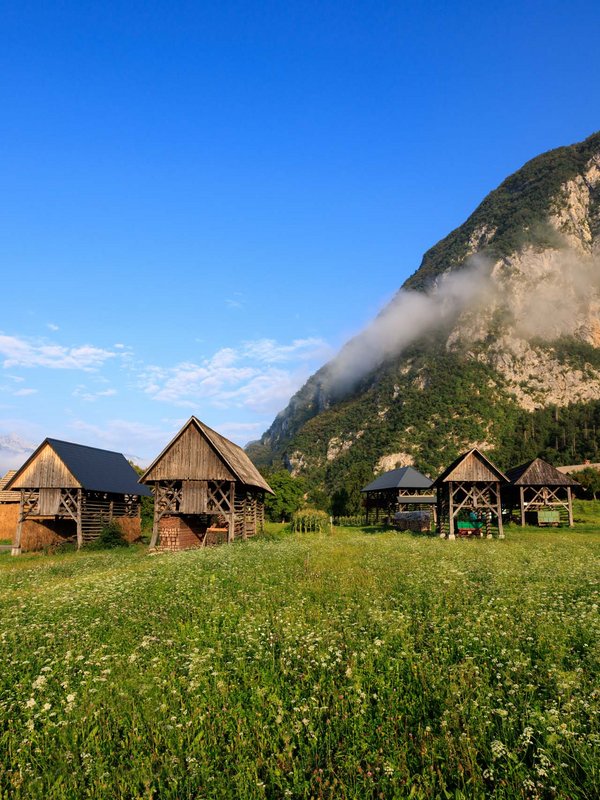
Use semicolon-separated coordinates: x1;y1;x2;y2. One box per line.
0;470;18;502
140;417;274;494
6;439;151;496
433;449;508;487
362;466;433;493
506;457;579;487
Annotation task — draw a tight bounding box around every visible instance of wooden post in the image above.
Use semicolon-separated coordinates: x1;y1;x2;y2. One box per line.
11;490;25;556
242;496;248;541
448;482;455;540
520;486;525;526
149;500;160;548
497;484;505;539
567;486;574;527
76;488;83;549
228;482;235;543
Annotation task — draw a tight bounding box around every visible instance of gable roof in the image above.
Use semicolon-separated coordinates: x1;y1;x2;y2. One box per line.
506;457;579;487
361;466;433;493
6;439;151;496
433;449;509;486
0;470;18;502
140;417;274;494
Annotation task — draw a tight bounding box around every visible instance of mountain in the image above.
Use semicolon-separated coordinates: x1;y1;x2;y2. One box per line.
248;131;600;504
0;433;35;474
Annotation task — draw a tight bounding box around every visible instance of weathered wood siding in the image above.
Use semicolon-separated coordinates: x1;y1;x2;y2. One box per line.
442;451;500;483
180;480;209;514
9;443;79;489
39;488;61;515
143;425;234;483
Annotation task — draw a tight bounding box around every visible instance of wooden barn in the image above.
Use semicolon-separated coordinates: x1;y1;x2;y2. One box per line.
506;457;578;527
140;417;274;551
361;467;435;525
433;449;508;540
6;439;150;554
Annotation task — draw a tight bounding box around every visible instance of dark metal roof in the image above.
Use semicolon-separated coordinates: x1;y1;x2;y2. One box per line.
7;438;151;496
362;466;433;493
506;457;579;487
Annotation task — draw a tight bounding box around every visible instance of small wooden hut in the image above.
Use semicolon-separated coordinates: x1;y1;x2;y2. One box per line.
0;471;19;543
433;449;508;540
506;457;578;527
140;417;274;551
361;467;435;524
6;439;150;554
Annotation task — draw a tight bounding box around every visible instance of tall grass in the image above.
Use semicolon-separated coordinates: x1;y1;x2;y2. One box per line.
0;526;598;798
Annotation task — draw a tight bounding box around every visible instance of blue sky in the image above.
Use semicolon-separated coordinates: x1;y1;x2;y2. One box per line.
1;0;599;469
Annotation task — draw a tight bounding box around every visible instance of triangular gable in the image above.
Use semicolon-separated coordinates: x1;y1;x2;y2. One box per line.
141;417;274;493
6;441;80;490
507;457;579;487
433;449;508;486
140;421;234;483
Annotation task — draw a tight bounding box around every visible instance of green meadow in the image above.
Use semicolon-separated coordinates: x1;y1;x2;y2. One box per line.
0;519;598;799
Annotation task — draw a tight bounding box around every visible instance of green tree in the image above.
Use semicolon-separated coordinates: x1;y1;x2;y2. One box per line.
263;470;305;522
574;467;600;500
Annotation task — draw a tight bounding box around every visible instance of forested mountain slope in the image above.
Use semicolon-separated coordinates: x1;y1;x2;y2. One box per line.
248;131;600;499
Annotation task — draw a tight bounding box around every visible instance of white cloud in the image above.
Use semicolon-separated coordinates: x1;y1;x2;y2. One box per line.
73;386;118;402
13;388;38;397
47;323;59;331
139;337;331;413
0;334;116;371
69;418;176;464
242;337;333;364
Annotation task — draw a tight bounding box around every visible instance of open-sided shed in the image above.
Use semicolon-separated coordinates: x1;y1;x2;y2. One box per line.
6;439;150;554
506;457;578;527
433;449;508;540
361;466;435;524
140;417;274;551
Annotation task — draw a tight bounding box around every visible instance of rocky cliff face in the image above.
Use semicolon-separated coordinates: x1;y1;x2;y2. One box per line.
248;132;600;487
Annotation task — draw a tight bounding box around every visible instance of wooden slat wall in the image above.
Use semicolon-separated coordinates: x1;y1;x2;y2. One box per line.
144;425;234;482
445;452;500;482
39;488;61;516
11;443;79;489
180;480;208;514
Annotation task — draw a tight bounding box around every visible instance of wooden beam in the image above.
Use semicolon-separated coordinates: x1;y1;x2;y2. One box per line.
448;482;455;540
228;482;235;543
520;486;525;526
76;488;83;550
497;484;504;539
567;486;574;528
11;489;25;556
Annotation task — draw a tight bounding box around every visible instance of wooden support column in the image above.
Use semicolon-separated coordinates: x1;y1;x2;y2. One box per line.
497;485;505;539
149;495;160;548
242;494;248;540
567;486;574;528
228;482;235;543
448;482;455;540
520;486;526;526
11;490;25;556
76;488;83;549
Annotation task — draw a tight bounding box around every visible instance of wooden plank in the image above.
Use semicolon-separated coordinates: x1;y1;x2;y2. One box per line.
10;442;80;489
180;480;208;514
76;488;83;550
143;425;234;482
228;482;235;543
39;488;61;516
